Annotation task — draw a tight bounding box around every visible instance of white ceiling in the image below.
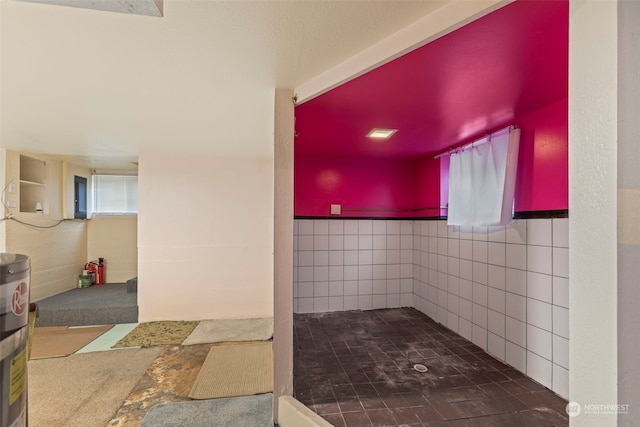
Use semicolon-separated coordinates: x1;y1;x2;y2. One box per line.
0;0;494;170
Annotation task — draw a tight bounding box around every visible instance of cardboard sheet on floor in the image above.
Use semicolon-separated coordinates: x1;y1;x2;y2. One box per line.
182;317;273;345
30;325;114;359
189;341;273;399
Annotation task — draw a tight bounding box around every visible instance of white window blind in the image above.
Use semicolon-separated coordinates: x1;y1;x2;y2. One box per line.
93;175;138;214
447;127;520;226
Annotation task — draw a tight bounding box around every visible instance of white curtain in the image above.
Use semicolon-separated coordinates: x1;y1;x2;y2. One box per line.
447;127;520;226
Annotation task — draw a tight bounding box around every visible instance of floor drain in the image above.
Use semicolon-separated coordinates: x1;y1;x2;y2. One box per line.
413;364;428;373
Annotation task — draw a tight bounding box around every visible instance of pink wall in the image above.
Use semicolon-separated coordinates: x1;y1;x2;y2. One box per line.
412;156;443;217
514;97;568;212
294;157;418;217
294;98;568;218
435;98;568;213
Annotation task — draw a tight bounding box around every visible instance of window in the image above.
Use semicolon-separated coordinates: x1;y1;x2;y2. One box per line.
93;175;138;215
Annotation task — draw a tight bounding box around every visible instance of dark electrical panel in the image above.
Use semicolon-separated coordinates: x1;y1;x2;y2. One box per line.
74;175;87;219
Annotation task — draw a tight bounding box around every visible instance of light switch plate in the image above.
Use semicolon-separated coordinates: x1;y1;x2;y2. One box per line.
330;204;341;215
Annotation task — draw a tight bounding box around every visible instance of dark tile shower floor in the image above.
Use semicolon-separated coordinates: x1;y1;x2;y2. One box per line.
294;308;569;427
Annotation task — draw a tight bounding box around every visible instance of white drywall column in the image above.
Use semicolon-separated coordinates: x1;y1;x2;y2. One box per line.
137;152;275;321
0;11;4;251
617;1;640;424
569;0;618;424
273;89;294;421
0;148;6;252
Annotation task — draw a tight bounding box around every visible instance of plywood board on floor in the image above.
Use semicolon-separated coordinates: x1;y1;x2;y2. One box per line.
30;325;114;359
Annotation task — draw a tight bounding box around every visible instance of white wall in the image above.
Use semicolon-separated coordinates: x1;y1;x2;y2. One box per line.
0;148;6;252
137;153;274;321
273;88;295;421
1;151;135;296
3;151;87;300
6;219;87;301
570;1;618;424
618;1;640;424
87;215;137;283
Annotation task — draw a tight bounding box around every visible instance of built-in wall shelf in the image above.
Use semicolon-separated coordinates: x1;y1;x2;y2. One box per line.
19;180;45;186
19;155;47;213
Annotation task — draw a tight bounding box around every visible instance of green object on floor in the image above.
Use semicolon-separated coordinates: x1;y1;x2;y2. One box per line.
78;275;92;288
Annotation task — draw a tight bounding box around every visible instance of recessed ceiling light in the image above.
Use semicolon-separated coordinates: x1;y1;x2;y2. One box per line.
367;128;398;139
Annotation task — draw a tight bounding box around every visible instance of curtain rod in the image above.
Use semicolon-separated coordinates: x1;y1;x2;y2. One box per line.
434;125;519;159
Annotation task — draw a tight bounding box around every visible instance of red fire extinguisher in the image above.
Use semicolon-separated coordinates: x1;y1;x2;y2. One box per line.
85;261;97;286
97;257;105;285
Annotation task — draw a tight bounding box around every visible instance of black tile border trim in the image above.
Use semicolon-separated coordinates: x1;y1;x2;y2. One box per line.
294;216;447;221
294;210;568;221
512;209;569;219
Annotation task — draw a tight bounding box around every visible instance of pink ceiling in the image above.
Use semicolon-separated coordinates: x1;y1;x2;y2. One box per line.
294;0;568;159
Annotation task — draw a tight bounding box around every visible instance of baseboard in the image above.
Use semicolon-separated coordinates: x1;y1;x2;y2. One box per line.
277;396;332;427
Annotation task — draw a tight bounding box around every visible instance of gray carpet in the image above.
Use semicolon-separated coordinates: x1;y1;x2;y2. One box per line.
127;276;138;293
140;393;273;427
34;283;138;326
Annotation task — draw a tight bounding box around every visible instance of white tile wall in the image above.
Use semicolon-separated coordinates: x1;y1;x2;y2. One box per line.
413;218;569;399
294;219;413;315
294;217;569;399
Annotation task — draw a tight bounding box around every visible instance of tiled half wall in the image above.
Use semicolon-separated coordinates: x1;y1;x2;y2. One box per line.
294;219;415;313
293;218;569;399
